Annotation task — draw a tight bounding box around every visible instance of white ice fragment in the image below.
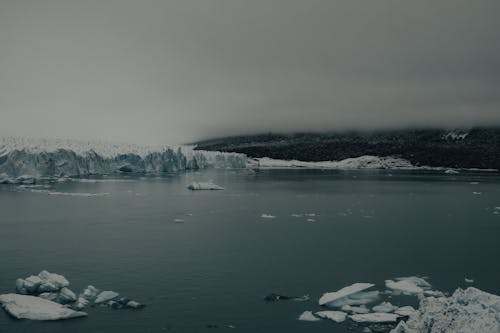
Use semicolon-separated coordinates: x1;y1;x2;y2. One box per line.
81;285;99;300
464;278;474;283
341;305;370;314
38;292;59;302
444;169;459;174
38;270;70;290
58;287;77;303
349;312;400;323
261;214;276;219
74;297;89;310
395;306;416;317
126;300;143;309
0;294;87;320
372;302;398;313
315;310;347;323
385;277;431;295
423;290;445;297
298;311;320;321
173;218;184;223
187;182;224;190
95;291;119;304
327;291;380;307
15;276;42;294
307;218;316;222
319;283;375;306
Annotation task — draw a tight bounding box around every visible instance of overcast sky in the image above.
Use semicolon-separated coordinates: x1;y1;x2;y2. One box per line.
1;0;499;144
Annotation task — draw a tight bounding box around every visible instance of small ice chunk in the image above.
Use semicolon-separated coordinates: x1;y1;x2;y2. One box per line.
58;287;77;304
0;294;87;320
95;291;119;304
394;306;416;317
385;277;430;295
349;313;400;323
465;278;474;283
444;169;459;174
187;182;224;190
423;290;445;297
38;292;59;302
472;192;482;195
372;302;398;313
319;283;375;306
15;276;42;294
298;311;320;321
81;285;99;300
261;214;276;219
315;310;347;323
38;270;70;290
291;214;302;217
74;297;89;310
306;218;316;222
173;218;184;223
126;300;144;309
341;305;370;314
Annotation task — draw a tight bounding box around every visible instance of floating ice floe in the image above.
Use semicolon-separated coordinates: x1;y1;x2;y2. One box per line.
341;305;370;314
372;302;399;313
0;294;87;320
464;278;474;283
261;214;276;219
444;169;459;174
187;182;224;190
327;290;380;307
319;283;375;306
95;291;119;304
394;306;416;317
298;311;320;321
315;310;347;323
350;312;401;323
390;287;500;333
385;277;431;295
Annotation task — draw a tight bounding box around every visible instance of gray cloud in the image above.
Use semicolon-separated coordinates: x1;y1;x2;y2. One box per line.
1;0;499;144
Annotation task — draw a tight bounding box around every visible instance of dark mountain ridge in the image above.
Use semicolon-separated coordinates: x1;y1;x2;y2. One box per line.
194;128;500;170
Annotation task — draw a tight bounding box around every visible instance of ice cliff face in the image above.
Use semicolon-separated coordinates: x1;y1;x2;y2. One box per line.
0;137;247;179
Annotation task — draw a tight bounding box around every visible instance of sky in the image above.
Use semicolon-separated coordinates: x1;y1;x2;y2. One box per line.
1;0;499;145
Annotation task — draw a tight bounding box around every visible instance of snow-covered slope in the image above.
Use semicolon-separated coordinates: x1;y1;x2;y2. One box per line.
0;137;247;180
251;156;425;170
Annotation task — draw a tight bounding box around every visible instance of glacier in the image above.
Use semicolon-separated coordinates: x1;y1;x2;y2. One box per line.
0;137;247;181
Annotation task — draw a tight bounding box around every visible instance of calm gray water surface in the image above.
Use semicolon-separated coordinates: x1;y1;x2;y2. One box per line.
0;169;499;333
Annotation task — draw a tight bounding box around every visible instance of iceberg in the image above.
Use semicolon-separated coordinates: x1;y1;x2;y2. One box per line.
390;287;500;333
349;313;400;323
261;214;276;219
298;311;320;321
315;310;347;323
319;283;376;306
0;294;87;320
187;182;224;190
